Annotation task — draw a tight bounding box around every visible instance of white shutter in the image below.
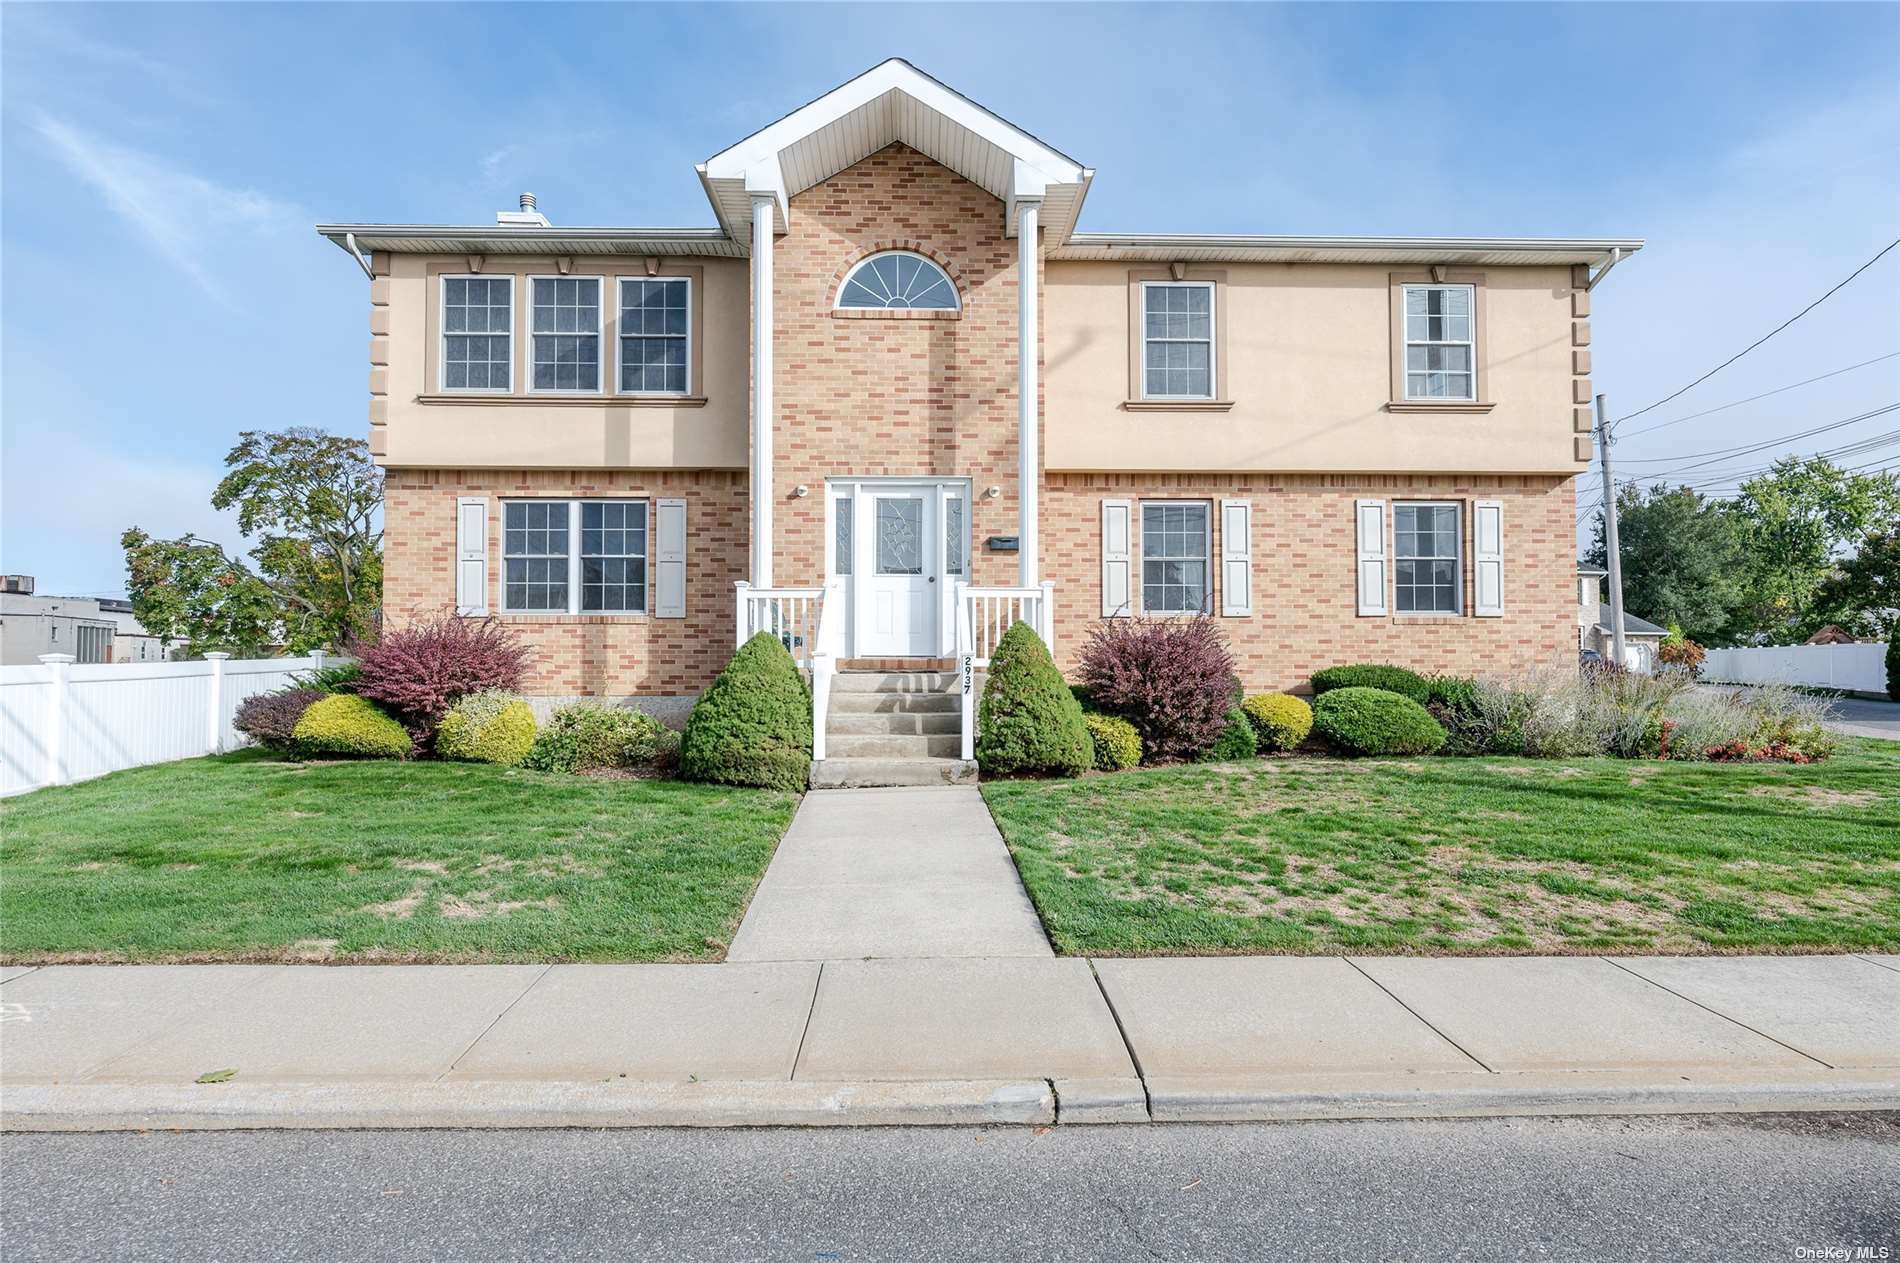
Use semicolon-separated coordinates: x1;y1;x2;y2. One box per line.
455;497;488;615
1473;499;1504;617
654;497;686;618
1355;499;1387;617
1219;499;1252;616
1101;499;1132;617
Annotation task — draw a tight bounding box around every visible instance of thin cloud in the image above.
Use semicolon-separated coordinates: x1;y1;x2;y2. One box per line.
33;114;302;308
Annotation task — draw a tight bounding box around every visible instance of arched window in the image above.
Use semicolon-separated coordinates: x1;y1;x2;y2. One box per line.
836;251;960;310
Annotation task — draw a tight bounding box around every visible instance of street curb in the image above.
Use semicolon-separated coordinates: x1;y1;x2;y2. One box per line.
1143;1070;1900;1122
0;1078;1056;1132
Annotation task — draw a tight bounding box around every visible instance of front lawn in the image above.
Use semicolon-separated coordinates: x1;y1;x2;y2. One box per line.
982;739;1900;956
0;750;797;963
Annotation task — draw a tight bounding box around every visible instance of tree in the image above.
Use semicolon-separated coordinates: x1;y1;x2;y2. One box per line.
1813;530;1900;639
122;428;383;654
1729;457;1899;643
1585;484;1746;645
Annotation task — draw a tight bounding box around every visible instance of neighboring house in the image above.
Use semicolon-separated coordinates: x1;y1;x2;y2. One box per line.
1805;625;1861;646
320;60;1639;778
1575;565;1666;672
0;577;168;665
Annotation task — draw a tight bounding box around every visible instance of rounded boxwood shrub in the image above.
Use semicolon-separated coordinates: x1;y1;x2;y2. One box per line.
1242;693;1312;753
1310;663;1431;704
1201;707;1258;761
1083;712;1142;771
234;687;325;752
292;693;413;759
680;632;812;791
524;703;669;774
1312;686;1446;756
977;621;1092;777
435;690;536;766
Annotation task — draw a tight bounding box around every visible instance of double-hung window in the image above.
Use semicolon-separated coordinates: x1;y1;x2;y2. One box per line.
1141;281;1214;399
1140;501;1211;614
1394;502;1462;613
442;276;513;391
530;277;601;392
618;278;690;394
1402;285;1476;400
503;499;649;614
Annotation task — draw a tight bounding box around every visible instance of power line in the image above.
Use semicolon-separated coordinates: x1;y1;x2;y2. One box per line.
1613;402;1898;464
1615;350;1900;440
1611;238;1900;432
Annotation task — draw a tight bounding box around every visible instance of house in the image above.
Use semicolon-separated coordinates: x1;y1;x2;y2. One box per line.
1805;625;1860;646
320;60;1640;783
0;576;169;665
1575;565;1666;672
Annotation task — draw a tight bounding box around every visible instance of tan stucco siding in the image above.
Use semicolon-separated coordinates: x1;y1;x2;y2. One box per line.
376;253;749;470
1042;261;1588;474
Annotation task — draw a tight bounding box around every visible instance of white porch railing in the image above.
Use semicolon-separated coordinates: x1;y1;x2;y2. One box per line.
734;580;842;762
954;580;1056;761
734;582;824;668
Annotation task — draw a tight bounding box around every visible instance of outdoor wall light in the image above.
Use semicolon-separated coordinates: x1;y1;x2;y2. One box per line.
793;484;810;498
984;485;1002;499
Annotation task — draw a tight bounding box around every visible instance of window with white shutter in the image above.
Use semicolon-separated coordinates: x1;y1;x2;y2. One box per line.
456;497;488;615
1355;499;1388;617
1101;499;1132;617
654;498;687;618
1473;499;1504;617
1220;499;1252;616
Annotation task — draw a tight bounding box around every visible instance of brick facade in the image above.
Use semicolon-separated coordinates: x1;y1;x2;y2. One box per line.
1043;472;1579;691
383;469;747;695
767;144;1028;591
380;145;1583;699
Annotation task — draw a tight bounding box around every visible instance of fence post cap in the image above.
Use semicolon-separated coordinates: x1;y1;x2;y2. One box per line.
36;653;76;665
202;651;232;661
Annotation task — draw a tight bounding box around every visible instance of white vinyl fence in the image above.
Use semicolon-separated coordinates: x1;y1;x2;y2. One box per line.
1;651;341;798
1702;642;1888;694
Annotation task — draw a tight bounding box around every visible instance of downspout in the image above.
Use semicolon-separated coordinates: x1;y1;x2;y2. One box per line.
343;232;375;281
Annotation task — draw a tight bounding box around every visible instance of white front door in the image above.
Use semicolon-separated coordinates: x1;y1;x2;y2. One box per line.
858;489;937;656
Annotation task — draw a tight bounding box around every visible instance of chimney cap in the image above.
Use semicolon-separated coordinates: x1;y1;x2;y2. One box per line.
520;192;536;211
496;193;550;228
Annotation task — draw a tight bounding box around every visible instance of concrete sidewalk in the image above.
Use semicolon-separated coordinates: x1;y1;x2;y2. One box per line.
3;953;1896;1130
726;787;1052;961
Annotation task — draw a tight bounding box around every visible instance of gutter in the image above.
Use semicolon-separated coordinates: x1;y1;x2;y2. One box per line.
342;232;374;280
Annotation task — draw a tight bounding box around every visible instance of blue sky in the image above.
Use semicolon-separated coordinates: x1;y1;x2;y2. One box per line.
4;2;1897;596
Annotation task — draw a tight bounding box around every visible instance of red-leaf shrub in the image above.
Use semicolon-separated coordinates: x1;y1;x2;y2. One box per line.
1075;616;1238;761
233;687;324;751
354;613;529;738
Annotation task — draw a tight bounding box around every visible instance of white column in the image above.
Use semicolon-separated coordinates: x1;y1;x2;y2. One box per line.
750;193;775;588
1016;198;1041;587
204;651;231;754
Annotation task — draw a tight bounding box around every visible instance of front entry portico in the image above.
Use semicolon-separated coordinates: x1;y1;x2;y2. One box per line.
827;478;969;659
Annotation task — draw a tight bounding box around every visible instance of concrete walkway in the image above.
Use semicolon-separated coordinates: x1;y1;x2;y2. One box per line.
726;786;1051;961
3;954;1896;1130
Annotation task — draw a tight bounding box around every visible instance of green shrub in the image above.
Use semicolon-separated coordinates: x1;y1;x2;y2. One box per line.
977;621;1092;777
1083;713;1142;771
1312;686;1446;756
291;693;412;759
1242;693;1312;752
1069;683;1098;713
680;633;812;791
435;690;536;766
523;703;669;774
1425;674;1479;711
1310;664;1431;703
291;660;363;695
1201;707;1258;761
1889;634;1899;702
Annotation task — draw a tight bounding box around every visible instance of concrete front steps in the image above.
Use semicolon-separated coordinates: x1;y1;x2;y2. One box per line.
809;670;977;789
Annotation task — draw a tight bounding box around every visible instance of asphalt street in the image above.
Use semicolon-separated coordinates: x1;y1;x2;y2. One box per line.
4;1112;1897;1262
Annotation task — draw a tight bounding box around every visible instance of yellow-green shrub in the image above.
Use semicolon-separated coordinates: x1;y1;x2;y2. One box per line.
291;694;412;759
1083;713;1142;771
1243;693;1313;752
435;690;536;766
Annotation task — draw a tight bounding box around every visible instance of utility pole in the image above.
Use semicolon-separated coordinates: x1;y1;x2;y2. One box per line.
1595;393;1628;669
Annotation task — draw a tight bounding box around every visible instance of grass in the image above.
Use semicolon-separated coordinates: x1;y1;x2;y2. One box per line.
981;738;1900;957
0;750;798;963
